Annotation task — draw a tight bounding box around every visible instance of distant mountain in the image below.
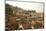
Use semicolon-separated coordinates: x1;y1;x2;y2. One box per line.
5;4;37;16
5;4;24;16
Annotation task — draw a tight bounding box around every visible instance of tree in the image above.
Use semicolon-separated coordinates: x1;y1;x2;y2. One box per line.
5;4;13;16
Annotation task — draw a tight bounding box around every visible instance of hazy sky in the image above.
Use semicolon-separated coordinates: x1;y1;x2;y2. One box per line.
6;1;44;13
